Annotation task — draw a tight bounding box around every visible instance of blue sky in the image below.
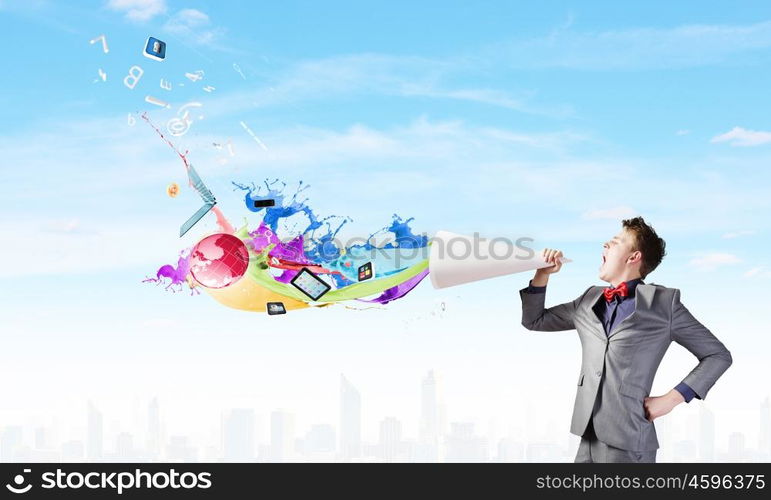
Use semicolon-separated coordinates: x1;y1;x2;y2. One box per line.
1;1;770;450
1;0;769;287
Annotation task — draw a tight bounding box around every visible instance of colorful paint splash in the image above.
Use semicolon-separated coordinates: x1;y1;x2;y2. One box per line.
142;248;199;295
143;118;430;313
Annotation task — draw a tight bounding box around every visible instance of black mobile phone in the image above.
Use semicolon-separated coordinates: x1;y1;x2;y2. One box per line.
266;302;286;315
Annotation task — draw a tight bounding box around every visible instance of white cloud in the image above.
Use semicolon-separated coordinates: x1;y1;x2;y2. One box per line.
0;215;188;278
676;129;690;136
689;253;742;271
106;0;166;21
744;266;763;278
581;206;637;220
490;20;771;70
711;126;771;147
400;84;573;116
40;218;98;235
207;54;572;117
3;106;771;262
213;117;589;169
163;8;222;45
744;266;771;278
722;230;756;239
171;8;209;26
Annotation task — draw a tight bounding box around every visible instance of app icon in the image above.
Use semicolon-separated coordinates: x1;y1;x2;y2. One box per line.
358;262;373;281
143;37;166;61
6;469;32;494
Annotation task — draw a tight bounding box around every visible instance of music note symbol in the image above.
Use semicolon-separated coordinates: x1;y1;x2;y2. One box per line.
89;34;109;54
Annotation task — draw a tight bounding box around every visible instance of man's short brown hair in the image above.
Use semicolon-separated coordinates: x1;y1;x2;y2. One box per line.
622;217;666;278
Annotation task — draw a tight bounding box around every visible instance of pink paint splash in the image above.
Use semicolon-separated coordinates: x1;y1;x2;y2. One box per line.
140;112;235;235
211;206;235;235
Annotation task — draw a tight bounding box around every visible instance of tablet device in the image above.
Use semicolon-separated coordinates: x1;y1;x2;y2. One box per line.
358;262;374;281
290;267;331;301
266;302;286;315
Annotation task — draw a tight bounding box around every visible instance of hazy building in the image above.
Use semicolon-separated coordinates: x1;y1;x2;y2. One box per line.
270;410;296;462
419;370;440;461
222;409;255;461
166;435;197;462
147;398;161;459
1;426;23;461
61;440;85;461
34;426;48;450
379;417;403;461
87;401;103;461
340;375;361;459
760;397;770;458
116;432;134;460
300;424;336;456
496;437;525;462
699;405;715;461
445;422;488;462
728;432;746;461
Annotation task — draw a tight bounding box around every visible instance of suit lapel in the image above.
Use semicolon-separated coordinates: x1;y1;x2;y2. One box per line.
582;287;609;342
607;283;656;338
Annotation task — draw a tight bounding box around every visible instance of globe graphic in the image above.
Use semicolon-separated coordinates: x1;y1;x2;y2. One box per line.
189;233;250;288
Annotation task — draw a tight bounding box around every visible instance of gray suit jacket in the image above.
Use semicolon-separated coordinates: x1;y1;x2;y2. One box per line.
520;283;732;451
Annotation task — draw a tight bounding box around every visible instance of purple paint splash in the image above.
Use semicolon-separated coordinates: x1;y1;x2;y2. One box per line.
359;268;429;305
142;249;199;295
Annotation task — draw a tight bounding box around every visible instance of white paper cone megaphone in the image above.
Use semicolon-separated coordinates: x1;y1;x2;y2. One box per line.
429;230;571;289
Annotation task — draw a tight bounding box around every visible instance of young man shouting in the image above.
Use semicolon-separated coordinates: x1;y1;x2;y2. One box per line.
520;217;732;463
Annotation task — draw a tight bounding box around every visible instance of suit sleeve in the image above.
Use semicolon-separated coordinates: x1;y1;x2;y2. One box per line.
670;289;732;400
519;286;590;332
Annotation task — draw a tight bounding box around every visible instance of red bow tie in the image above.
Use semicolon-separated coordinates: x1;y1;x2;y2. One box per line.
603;281;629;302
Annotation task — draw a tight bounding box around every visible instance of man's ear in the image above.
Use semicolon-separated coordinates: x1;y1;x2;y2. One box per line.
628;250;642;265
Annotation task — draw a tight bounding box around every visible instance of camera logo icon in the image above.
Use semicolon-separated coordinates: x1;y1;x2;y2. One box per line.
5;469;32;494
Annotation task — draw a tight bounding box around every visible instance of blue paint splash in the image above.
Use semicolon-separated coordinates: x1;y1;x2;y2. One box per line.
232;180;429;287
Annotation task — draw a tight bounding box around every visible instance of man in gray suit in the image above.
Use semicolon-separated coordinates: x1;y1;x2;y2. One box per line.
520;217;732;463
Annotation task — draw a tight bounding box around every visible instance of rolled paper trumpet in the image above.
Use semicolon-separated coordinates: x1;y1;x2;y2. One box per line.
429;230;571;289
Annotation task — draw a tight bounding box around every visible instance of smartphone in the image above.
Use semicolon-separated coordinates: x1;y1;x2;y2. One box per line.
266;302;286;315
